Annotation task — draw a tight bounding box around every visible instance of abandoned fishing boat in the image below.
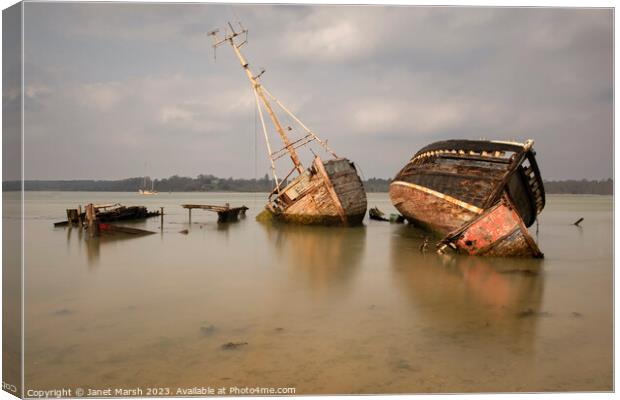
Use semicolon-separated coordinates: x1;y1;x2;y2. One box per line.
208;23;367;226
390;139;545;257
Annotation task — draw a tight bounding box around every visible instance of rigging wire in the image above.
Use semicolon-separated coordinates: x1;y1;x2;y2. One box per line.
253;87;280;192
253;86;258;207
228;4;241;25
261;86;338;160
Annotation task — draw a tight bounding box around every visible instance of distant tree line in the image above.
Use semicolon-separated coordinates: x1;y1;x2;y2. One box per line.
2;176;613;195
542;178;613;195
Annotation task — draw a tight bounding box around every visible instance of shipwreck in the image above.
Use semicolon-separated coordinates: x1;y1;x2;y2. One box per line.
208;23;367;226
54;203;160;227
390;139;545;257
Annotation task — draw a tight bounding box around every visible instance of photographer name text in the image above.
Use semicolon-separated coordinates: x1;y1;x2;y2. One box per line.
25;386;296;397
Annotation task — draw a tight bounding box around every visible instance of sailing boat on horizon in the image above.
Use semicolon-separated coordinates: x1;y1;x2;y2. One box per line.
209;23;367;225
138;167;158;196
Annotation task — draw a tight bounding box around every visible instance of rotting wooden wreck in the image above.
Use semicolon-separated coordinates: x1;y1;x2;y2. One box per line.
54;203;160;227
390;139;545;257
95;204;160;222
209;23;367;226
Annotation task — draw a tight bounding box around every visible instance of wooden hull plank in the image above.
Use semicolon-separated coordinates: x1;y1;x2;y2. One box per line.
313;156;347;222
389;180;479;235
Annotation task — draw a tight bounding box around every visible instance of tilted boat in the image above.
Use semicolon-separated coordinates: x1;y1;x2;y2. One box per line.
209;23;367;225
390;139;545;257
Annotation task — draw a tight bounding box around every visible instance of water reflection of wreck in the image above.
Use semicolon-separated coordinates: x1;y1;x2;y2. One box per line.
391;225;545;347
209;24;367;226
260;223;366;291
390;140;545;257
62;224;149;267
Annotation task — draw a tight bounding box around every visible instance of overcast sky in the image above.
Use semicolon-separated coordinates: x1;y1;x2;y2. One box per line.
13;3;613;180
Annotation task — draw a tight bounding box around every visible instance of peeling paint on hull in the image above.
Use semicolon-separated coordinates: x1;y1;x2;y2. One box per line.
445;198;543;258
389;180;481;236
390;139;546;258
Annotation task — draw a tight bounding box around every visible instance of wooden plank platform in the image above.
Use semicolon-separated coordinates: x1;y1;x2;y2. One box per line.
181;204;248;223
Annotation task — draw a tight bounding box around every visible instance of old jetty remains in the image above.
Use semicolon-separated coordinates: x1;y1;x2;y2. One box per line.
208;23;367;226
181;204;248;223
390;139;545;258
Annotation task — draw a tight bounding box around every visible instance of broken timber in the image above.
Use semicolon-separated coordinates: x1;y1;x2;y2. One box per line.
369;206;389;221
181;204;249;223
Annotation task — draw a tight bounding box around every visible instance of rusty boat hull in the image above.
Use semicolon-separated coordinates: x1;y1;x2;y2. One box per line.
390;139;545;257
258;156;367;226
441;196;543;258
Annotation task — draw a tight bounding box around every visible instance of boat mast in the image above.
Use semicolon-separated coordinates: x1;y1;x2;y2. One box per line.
210;23;304;175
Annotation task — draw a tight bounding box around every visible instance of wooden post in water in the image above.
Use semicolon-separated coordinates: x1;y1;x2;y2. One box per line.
85;203;98;238
188;208;192;225
160;207;164;230
77;205;83;226
66;209;79;226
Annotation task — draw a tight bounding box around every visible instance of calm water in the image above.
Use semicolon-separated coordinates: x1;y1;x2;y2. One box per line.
10;192;613;394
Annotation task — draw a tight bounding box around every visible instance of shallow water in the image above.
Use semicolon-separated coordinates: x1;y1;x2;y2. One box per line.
10;192;613;394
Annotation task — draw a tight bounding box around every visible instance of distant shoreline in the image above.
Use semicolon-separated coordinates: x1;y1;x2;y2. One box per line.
2;177;613;195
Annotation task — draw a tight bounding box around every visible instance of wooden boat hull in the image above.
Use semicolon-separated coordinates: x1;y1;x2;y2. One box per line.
259;156;367;226
390;139;545;257
389;180;481;235
441;197;543;258
97;206;159;222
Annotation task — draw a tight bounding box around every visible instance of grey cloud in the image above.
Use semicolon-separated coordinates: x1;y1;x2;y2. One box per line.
19;3;612;180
